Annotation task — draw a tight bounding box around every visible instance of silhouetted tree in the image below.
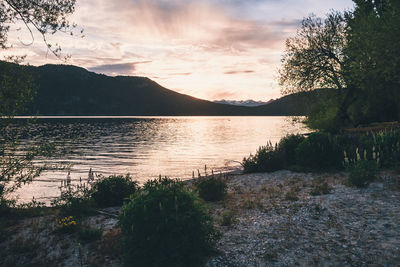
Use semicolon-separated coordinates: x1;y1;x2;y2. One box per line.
0;0;78;206
345;0;400;124
279;11;352;131
279;0;400;131
0;0;79;58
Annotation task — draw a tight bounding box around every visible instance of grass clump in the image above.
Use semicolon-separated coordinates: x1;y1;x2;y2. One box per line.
220;211;236;226
51;183;95;218
195;176;227;202
310;179;331;196
119;177;220;267
91;174;138;208
78;225;103;243
263;250;278;262
284;190;299;201
348;160;378;187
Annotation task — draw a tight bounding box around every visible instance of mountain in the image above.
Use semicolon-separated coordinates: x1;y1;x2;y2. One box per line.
25;64;255;116
253;89;335;116
213;99;273;107
1;62;331;116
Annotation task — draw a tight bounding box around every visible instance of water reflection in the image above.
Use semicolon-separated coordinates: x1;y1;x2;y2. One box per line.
12;116;308;202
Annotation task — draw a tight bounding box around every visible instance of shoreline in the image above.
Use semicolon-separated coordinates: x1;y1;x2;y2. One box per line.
1;169;400;266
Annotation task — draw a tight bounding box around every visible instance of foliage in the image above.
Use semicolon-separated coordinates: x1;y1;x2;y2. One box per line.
243;142;283;173
0;0;78;206
243;129;400;175
348;160;378;187
341;129;400;168
119;177;219;267
78;225;102;243
0;0;80;59
279;11;347;95
296;132;343;171
279;1;400;130
277;134;306;166
91;174;138;208
345;0;400;125
284;190;299;201
51;183;95;217
55;216;77;233
195;176;227;202
310;180;331;196
220;211;236;226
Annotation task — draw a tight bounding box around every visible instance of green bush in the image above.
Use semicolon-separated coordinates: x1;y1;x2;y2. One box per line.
348;160;378;187
51;184;95;217
278;134;306;167
91;175;138;208
78;226;103;243
296;132;343;171
284;190;299;201
243;143;283;173
195;176;227;202
220;211;235;226
119;177;219;267
310;181;331;196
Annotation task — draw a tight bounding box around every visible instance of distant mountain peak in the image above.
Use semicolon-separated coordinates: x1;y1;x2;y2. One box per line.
213;99;274;107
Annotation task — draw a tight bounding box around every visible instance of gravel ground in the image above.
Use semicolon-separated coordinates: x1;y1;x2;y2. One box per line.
1;170;399;266
206;170;400;267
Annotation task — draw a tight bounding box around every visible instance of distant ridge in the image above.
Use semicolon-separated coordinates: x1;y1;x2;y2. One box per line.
1;61;331;116
213;99;273;107
26;64;253;116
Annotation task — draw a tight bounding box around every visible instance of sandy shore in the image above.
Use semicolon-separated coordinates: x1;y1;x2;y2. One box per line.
1;170;400;266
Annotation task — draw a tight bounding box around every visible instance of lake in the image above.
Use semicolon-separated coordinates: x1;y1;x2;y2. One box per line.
11;116;308;203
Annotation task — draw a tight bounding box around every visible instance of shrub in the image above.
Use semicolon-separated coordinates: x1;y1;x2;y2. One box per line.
310;180;331;196
55;216;78;233
78;226;103;243
195;176;227;202
284;190;299;201
51;184;95;217
220;211;235;226
296;132;343;171
348;160;378;187
119;177;219;267
243;143;283;173
278;134;305;167
91;174;138;207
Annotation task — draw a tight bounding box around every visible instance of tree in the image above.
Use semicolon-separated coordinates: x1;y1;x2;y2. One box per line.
280;0;400;130
279;11;347;95
0;0;77;207
345;0;400;124
0;0;79;59
279;11;351;131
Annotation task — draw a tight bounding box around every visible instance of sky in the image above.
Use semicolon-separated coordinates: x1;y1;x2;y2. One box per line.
2;0;355;101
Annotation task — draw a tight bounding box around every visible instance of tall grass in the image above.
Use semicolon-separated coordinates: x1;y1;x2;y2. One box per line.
243;130;400;173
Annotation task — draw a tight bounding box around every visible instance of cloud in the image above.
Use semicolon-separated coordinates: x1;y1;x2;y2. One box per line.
224;70;255;75
167;72;192;76
88;61;152;75
1;0;354;101
209;90;238;100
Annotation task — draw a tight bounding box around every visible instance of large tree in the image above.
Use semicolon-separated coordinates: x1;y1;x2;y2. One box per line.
278;11;351;131
345;0;400;124
0;0;78;58
279;0;400;131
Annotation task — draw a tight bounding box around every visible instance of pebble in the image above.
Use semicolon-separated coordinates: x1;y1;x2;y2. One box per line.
205;170;400;267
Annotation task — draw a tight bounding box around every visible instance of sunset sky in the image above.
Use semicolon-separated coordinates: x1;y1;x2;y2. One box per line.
2;0;354;101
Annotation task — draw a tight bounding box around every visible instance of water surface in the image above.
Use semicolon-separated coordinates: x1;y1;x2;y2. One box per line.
11;116;308;203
